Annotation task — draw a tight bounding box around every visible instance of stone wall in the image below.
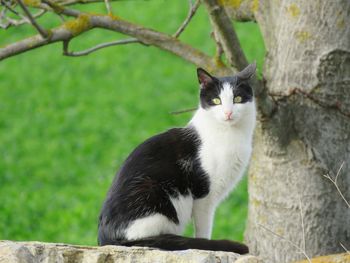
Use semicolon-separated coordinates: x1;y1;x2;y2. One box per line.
0;240;261;263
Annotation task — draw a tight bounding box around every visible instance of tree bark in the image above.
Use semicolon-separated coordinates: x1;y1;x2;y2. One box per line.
244;0;350;262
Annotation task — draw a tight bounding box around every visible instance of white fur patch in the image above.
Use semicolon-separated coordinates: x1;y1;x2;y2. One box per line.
220;83;234;114
125;194;193;240
189;92;256;238
191;100;255;200
170;194;193;232
125;213;178;240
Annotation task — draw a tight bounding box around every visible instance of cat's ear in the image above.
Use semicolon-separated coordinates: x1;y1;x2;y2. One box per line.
197;68;215;89
236;62;257;80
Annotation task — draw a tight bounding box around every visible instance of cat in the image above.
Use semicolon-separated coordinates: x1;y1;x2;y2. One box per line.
98;62;257;254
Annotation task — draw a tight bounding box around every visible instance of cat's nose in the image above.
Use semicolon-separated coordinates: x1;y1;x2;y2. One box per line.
225;111;233;119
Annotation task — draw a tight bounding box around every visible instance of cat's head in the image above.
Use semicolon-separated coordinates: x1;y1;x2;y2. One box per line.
196;63;256;126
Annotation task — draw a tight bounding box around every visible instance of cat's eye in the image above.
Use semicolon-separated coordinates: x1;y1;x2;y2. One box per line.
212;98;221;105
234;96;242;103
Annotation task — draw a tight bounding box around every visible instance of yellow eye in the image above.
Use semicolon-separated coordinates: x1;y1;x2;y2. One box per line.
234;96;242;103
212;98;221;105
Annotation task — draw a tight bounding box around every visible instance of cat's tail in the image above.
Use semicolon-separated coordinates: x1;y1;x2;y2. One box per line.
102;234;249;254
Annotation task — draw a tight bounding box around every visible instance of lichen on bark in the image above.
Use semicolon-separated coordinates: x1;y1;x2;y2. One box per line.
62;14;92;36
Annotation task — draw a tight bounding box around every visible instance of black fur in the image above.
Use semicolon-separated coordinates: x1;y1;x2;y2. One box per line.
108;234;248;254
98;128;209;242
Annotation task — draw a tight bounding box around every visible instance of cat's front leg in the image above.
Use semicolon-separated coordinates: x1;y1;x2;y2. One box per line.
192;198;215;239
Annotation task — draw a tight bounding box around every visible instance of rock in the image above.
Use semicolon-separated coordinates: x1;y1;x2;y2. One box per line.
293;253;350;263
0;240;262;263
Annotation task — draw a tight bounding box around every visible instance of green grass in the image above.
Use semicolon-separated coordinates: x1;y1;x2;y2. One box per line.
0;1;265;245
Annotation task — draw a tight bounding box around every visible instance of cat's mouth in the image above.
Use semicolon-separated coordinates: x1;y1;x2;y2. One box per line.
223;117;238;125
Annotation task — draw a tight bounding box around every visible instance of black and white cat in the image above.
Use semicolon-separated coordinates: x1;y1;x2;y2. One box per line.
98;63;257;254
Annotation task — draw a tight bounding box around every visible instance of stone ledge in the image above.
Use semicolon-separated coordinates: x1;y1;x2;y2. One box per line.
0;240;262;263
294;253;350;263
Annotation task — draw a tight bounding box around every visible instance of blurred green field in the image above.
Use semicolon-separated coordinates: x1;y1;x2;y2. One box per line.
0;1;265;245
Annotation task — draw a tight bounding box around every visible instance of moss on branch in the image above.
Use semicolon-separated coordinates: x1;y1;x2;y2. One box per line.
62;14;92;36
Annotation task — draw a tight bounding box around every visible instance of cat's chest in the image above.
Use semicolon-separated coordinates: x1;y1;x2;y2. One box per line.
198;132;251;199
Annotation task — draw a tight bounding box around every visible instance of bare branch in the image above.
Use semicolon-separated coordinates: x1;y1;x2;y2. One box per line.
1;0;21;16
0;21;10;29
298;195;306;253
16;0;49;38
40;0;80;17
202;0;276;117
0;22;10;29
0;7;10;28
104;0;112;15
54;0;152;7
259;196;310;262
202;0;248;71
211;30;224;66
63;38;141;57
90;15;231;74
3;9;46;27
6;0;274;117
323;162;350;208
340;242;350;255
55;0;117;6
0;11;231;75
1;0;28;27
258;223;312;263
0;27;73;61
173;0;200;38
335;161;345;183
170;107;197;115
222;0;257;22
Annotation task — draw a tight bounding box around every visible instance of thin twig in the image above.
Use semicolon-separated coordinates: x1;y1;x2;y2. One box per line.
202;0;248;70
0;7;10;28
298;195;306;253
173;0;200;38
55;0;125;6
41;0;80;17
340;242;350;255
170;107;197;115
1;0;22;16
16;0;49;38
0;9;232;76
258;224;312;263
335;161;345;183
0;5;6;17
104;0;112;15
323;161;350;208
4;9;46;27
57;13;66;22
0;21;10;29
1;0;30;26
62;38;141;57
211;30;224;63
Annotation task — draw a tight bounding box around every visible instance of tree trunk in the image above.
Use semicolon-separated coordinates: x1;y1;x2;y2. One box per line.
245;0;350;262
